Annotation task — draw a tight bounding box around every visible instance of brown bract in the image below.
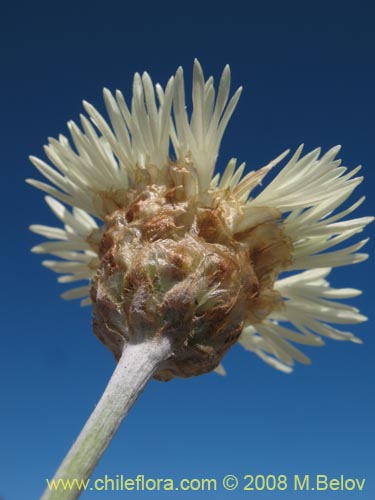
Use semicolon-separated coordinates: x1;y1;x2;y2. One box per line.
90;162;293;380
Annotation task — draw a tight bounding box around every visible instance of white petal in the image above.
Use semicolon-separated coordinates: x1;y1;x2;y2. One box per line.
61;286;90;301
214;364;226;376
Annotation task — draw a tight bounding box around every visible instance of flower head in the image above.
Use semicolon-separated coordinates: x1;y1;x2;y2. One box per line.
29;60;373;377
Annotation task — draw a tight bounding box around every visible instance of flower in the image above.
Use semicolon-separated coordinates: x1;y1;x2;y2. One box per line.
28;59;373;376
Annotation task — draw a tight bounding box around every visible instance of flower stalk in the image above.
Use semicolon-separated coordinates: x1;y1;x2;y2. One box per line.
40;336;172;500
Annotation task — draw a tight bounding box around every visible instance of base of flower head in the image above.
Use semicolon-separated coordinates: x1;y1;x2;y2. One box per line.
90;162;293;380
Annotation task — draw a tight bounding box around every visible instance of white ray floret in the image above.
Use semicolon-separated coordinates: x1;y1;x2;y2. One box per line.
245;145;373;269
172;59;243;191
239;268;367;372
27;73;176;218
285;194;373;269
29;196;100;306
248;146;361;210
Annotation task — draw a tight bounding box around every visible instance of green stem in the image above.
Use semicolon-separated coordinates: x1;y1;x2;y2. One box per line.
40;337;172;500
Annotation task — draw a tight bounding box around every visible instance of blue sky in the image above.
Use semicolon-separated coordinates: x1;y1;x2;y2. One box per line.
0;1;374;499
